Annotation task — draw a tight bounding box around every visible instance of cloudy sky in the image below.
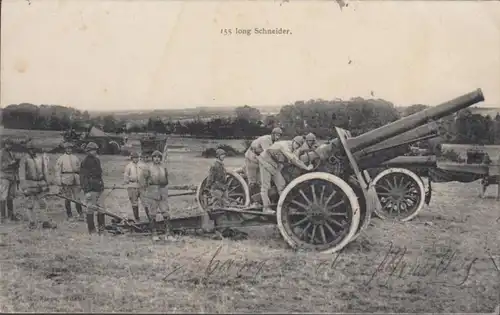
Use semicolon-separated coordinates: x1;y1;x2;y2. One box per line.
1;0;499;111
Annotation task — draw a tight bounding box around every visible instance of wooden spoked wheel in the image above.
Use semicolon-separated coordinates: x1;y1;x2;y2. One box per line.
196;170;250;211
276;172;361;254
370;168;425;222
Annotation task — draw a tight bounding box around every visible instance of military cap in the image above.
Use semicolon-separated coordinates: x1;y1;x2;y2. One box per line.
292;136;305;147
85;142;99;151
63;142;74;148
151;150;163;157
215;148;226;158
130;152;139;158
305;133;317;141
25;141;35;149
272;127;283;135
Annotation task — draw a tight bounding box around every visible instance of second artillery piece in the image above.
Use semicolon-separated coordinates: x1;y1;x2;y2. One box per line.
193;89;485;254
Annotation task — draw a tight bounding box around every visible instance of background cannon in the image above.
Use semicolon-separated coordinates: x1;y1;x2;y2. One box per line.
195;89;485;254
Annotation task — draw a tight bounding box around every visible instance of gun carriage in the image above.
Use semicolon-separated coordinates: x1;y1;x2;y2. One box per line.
140;134;167;161
82;89;486;254
193;89;486;253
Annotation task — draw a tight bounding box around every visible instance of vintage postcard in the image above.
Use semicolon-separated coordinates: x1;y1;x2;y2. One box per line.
1;0;499;313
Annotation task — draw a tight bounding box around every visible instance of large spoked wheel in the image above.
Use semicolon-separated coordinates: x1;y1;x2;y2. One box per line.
196;170;250;211
276;172;361;254
370;168;425;222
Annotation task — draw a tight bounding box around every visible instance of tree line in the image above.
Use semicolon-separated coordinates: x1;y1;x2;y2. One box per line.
1;102;500;144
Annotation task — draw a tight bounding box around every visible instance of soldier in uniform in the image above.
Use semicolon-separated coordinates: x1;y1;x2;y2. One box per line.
18;141;57;229
244;127;283;196
54;142;84;220
207;148;228;207
200;148;228;233
0;138;20;223
80;142;106;234
123;152;148;221
258;136;311;214
143;150;173;241
297;133;318;155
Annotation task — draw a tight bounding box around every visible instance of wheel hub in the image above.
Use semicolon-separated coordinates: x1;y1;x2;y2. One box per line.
308;204;326;224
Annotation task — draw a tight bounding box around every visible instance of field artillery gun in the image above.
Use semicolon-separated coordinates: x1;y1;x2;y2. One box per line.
194;89;485;253
49;126;125;155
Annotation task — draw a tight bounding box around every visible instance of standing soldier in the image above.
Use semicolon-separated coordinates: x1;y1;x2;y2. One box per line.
206;149;228;208
54;142;84;220
0;138;20;223
123;152;148;221
244;127;283;196
18;141;57;229
200;148;228;234
258;136;312;214
80;142;106;234
143;150;173;241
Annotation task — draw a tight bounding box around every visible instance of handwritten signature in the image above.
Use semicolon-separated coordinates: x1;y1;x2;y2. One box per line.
162;242;499;288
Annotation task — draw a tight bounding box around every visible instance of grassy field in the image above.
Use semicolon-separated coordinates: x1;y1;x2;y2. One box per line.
0;129;499;313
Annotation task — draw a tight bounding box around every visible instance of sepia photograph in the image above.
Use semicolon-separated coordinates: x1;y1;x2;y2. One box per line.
0;0;499;313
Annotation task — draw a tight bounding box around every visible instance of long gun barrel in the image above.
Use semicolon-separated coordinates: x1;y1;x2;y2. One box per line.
381;155;438;168
354;121;440;159
346;89;484;153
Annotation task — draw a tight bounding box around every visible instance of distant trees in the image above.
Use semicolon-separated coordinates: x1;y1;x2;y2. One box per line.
278;98;400;138
2;102;500;144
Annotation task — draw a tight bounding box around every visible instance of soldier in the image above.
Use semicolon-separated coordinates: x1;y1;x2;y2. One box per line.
244;127;283;196
54;142;84;220
207;148;228;208
258;136;311;214
297;133;319;156
18;141;57;229
200;148;228;233
143;150;173;241
0;138;20;223
123;152;148;221
80;142;106;234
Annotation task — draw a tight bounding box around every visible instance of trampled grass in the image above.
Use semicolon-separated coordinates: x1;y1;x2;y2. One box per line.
0;132;498;312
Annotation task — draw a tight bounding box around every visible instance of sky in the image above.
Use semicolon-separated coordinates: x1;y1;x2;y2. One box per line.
1;0;499;112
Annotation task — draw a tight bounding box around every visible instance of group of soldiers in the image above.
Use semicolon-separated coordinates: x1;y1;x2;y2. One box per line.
204;127;319;216
0;138;173;242
1;128;319;240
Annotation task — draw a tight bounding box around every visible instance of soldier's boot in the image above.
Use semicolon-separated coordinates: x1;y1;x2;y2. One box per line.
150;218;159;241
96;214;106;234
7;200;19;221
132;206;140;221
144;207;151;221
164;218;175;241
65;200;73;219
86;214;96;234
0;201;6;223
75;204;85;221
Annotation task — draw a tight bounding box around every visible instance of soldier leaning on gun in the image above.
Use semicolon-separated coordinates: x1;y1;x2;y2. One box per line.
18;141;57;229
54;142;84;221
244;127;283;196
258;136;312;214
123;152;149;221
80;142;106;234
0;138;21;223
143;150;174;242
